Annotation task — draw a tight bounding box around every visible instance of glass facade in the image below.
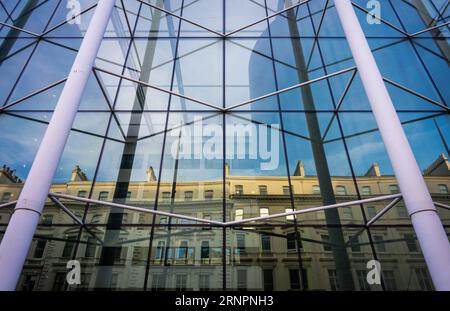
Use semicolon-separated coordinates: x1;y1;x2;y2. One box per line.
0;0;449;291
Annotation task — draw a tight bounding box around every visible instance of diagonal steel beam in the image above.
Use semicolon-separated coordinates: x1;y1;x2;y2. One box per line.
366;197;402;227
93;66;225;111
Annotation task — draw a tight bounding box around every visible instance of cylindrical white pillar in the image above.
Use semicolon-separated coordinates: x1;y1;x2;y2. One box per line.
0;0;116;291
334;0;450;290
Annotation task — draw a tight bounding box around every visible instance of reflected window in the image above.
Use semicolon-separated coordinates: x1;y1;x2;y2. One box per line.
151;274;165;291
258;185;268;195
160;217;167;224
237;270;247;291
126;191;132;200
286;232;301;250
312;185;321;195
316;210;325;220
259;207;269;217
110;274;118;289
373;235;386;253
397;205;408;218
77;190;87;198
204;190;214;200
357;270;370;291
235;209;243;221
199;274;210;291
282;186;290;195
162;192;170;202
91;214;102;224
263;269;274;291
328;269;339;291
438;184;448;194
184;191;193;201
236;233;246;252
349;235;360;252
235;185;243;195
383;271;397;291
177;241;188;259
415;268;433;291
98;191;108;201
389;185;399;194
336;185;347;195
85;237;96;258
289;269;300;290
138;214;147;225
321;234;331;252
201;241;210;260
203;215;212;230
1;192;11;202
33;239;47;258
122;213;128;225
261;234;271;252
176;275;187;291
342;207;353;220
361;186;372;195
62;238;75;258
155;241;165;260
404;234;418;252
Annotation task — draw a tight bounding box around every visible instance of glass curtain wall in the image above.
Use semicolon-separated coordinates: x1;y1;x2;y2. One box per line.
0;0;449;291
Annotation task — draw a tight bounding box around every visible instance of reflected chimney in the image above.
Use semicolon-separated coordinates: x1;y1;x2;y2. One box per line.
293;160;305;177
365;163;381;177
70;165;88;182
146;166;157;182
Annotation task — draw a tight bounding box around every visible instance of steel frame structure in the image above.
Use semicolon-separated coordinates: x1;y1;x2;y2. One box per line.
0;0;449;291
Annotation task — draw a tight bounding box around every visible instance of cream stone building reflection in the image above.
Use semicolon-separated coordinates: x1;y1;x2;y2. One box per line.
0;154;449;291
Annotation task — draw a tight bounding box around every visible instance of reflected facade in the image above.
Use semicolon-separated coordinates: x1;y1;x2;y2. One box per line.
0;0;449;291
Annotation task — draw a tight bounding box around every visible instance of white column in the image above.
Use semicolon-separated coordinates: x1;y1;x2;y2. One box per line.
334;0;450;290
0;0;116;291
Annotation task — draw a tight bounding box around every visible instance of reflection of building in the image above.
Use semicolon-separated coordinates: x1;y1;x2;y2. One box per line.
1;154;448;291
0;0;449;292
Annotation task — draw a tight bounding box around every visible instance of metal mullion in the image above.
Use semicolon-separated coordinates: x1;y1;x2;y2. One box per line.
69;67;131;262
144;0;186;291
321;69;357;141
40;3;97;37
2;111;125;144
0;1;13;23
263;0;306;290
2;0;63;107
0;38;37;64
226;38;299;72
93;66;224;111
388;0;447;107
324;111;449;144
349;1;409;37
225;66;356;111
304;0;330;72
227;112;313;143
137;0;224;37
383;77;449;111
0;77;67;112
224;0;313;37
221;0;227;291
93;70;128;140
